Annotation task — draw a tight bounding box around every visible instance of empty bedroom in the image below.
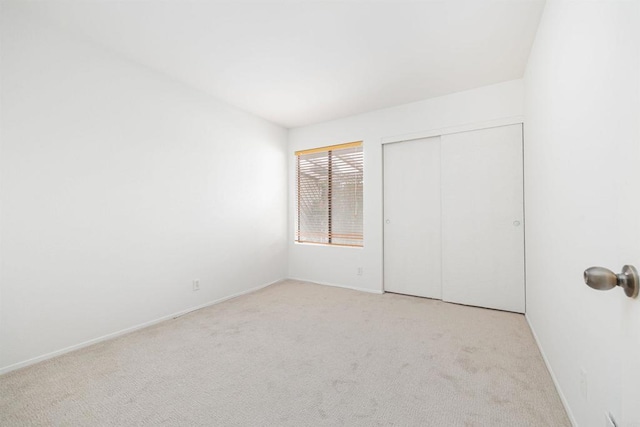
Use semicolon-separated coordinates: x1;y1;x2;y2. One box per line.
1;1;639;426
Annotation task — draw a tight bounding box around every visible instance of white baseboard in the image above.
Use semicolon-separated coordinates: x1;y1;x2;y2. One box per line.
0;279;283;376
525;314;577;427
288;277;384;295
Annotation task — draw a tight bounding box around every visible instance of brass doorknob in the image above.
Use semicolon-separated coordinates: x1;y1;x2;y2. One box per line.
583;265;639;298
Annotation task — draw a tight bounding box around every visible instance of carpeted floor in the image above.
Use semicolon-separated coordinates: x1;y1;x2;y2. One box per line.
0;280;569;426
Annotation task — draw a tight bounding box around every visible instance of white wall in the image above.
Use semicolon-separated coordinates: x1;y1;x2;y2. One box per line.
288;80;523;292
524;1;640;426
0;5;288;372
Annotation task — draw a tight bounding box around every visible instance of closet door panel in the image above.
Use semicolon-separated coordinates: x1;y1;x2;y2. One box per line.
383;137;442;299
441;124;525;313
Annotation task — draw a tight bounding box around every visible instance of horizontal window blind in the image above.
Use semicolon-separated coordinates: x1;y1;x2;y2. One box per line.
296;142;363;247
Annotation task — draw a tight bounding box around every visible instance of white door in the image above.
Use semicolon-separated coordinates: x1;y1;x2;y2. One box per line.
440;124;525;313
383;137;442;299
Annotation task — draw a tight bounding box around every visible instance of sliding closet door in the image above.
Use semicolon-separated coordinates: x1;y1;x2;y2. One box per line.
440;124;525;313
383;137;441;299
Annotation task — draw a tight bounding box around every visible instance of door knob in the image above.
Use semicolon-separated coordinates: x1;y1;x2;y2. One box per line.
583;265;639;298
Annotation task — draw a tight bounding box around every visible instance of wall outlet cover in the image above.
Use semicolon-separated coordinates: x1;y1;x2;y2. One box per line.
579;368;588;400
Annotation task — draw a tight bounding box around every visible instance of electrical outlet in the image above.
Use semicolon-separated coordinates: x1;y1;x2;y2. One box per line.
357;267;363;276
192;280;200;291
580;368;588;400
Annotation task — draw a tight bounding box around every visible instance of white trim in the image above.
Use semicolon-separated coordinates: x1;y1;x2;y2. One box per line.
525;314;577;427
288;277;384;295
381;115;525;145
0;279;283;376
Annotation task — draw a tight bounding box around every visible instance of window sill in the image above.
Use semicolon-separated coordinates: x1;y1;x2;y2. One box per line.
294;241;363;249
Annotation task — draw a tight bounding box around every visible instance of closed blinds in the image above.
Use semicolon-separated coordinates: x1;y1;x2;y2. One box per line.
296;142;363;247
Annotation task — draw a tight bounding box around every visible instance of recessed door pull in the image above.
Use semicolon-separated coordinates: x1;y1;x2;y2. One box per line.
583;265;639;298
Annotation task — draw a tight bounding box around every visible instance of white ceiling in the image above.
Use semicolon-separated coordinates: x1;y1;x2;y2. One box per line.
24;1;545;128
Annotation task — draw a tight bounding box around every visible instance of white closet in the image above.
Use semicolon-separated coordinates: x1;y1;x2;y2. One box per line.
383;124;525;313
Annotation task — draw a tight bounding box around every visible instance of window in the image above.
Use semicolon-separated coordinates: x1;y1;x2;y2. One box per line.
296;141;363;247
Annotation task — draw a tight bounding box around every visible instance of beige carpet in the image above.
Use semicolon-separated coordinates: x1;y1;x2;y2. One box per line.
0;280;569;426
